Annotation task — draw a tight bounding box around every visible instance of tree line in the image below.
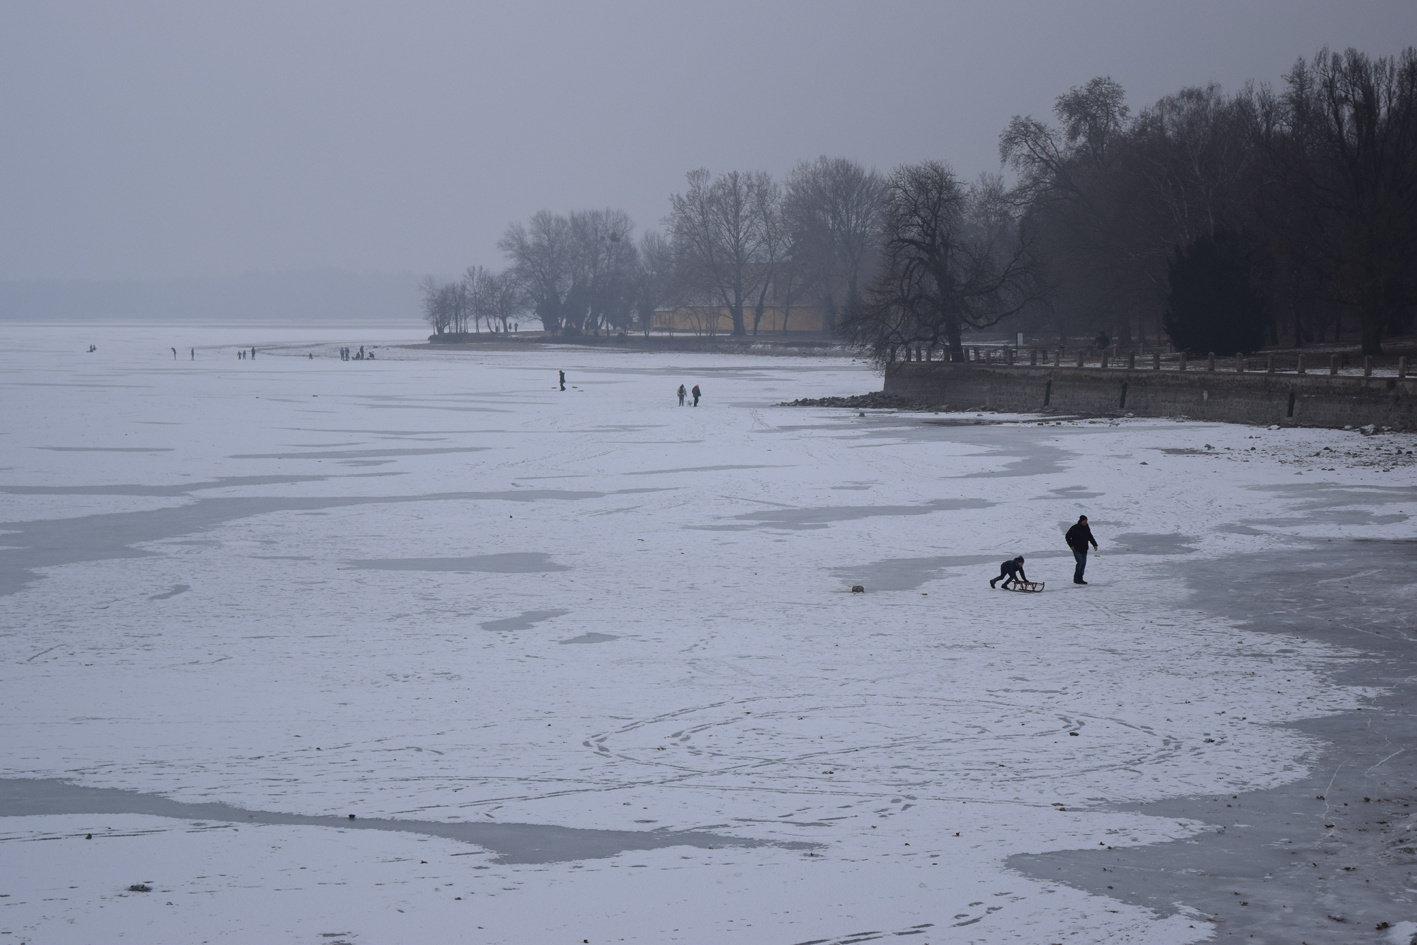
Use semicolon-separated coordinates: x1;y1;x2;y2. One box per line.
424;46;1417;358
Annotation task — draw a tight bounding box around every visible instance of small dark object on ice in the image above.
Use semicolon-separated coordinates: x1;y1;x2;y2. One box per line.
851;585;864;593
128;883;151;892
348;814;356;820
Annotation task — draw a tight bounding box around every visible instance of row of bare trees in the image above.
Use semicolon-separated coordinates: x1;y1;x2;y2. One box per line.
1002;46;1417;355
425;45;1416;358
419;268;522;335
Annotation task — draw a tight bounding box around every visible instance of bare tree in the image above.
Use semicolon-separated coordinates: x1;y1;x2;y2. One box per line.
667;168;776;336
500;210;572;333
631;230;676;335
784;156;886;334
466;266;525;333
421;275;449;334
1000;77;1150;345
749;176;789;334
844;162;1033;364
564;209;638;334
1255;46;1417;354
421;275;470;334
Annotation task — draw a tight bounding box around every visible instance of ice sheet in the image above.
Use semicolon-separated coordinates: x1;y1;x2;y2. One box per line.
1;324;1413;943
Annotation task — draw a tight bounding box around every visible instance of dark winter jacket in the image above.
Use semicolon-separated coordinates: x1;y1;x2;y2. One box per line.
1065;522;1096;553
1000;559;1027;581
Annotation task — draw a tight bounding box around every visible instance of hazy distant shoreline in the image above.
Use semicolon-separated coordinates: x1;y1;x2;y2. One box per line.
0;270;425;323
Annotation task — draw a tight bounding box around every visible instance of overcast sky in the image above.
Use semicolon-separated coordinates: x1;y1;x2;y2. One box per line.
3;0;1414;282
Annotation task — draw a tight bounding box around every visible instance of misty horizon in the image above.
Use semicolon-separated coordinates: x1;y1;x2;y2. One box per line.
4;1;1416;287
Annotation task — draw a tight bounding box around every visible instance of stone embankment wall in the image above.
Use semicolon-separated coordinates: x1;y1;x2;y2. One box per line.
885;362;1416;430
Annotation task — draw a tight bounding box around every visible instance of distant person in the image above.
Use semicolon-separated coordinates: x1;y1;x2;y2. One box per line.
559;370;566;391
677;384;686;406
171;347;177;359
358;345;364;359
308;352;313;359
1066;515;1099;585
190;347;194;360
989;556;1028;589
691;384;701;406
250;347;256;359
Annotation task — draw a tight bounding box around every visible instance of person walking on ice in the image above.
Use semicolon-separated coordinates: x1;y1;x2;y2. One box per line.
1066;515;1099;584
677;384;686;406
559;370;566;391
691;383;701;406
989;556;1028;589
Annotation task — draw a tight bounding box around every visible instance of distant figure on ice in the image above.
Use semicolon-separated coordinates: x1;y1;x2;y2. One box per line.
1066;515;1099;585
559;370;566;391
251;347;256;359
691;384;701;406
677;384;686;406
989;556;1028;589
171;347;177;359
190;347;194;360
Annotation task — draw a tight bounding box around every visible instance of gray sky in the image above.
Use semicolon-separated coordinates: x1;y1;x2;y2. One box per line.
3;0;1414;282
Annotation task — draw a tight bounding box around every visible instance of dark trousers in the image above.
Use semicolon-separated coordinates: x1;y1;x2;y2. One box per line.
1073;550;1088;582
995;565;1018;587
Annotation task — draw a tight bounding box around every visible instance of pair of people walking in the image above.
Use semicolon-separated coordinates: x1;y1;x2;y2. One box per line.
676;384;700;407
989;515;1099;588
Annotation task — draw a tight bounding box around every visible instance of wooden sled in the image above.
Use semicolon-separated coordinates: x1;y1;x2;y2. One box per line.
1002;580;1044;593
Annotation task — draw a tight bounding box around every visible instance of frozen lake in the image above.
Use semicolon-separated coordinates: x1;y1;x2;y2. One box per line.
1;324;1414;943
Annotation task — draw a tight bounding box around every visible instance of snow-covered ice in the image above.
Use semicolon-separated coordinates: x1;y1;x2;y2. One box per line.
1;324;1413;943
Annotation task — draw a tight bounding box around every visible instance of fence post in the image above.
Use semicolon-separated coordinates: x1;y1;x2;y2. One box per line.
1153;351;1161;370
1400;356;1408;379
1330;355;1339;376
1075;350;1085;368
1266;355;1274;374
1128;351;1136;370
1364;356;1373;377
1101;350;1109;368
1297;353;1305;374
1235;352;1245;373
1207;352;1215;372
1057;347;1064;366
1178;353;1187;372
1030;348;1038;367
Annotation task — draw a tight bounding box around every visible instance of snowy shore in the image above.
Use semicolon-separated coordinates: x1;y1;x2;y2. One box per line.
1;324;1413;943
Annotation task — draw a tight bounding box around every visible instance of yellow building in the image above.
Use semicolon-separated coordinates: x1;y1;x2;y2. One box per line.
653;303;828;334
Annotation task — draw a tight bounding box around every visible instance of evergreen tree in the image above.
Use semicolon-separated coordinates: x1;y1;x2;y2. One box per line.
1163;229;1268;355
